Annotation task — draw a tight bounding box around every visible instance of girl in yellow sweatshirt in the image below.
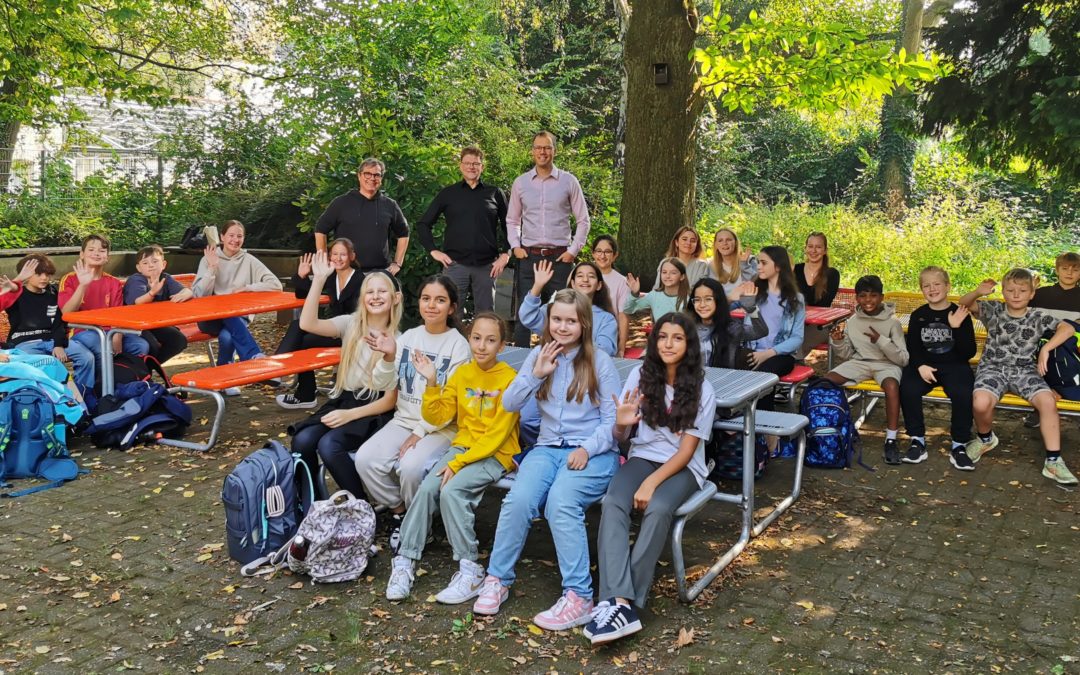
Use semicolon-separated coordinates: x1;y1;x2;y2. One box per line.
385;311;520;604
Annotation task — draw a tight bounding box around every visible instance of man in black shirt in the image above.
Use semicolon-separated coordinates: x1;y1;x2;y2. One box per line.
314;158;410;275
416;146;510;316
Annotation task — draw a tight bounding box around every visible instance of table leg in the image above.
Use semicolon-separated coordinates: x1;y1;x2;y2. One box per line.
71;325;110;396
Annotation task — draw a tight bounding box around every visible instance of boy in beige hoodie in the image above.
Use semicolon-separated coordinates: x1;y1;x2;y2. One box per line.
826;275;909;464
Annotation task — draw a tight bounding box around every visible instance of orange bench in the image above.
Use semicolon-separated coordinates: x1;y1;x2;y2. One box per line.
163;347;341;452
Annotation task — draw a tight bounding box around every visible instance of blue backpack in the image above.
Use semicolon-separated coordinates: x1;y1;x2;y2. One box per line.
1042;319;1080;400
85;381;192;451
0;385;85;497
798;378;863;469
223;440;316;571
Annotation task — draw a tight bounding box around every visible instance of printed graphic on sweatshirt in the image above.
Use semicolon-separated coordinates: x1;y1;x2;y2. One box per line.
397;347;453;395
920;318;955;355
465;387;501;415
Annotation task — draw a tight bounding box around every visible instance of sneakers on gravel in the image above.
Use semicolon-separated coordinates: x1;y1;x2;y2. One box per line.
472;575;509;616
435;559;486;605
533;590;593;631
902;439;928;464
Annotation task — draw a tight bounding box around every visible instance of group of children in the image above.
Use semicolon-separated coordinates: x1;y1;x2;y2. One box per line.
3;225;1078;647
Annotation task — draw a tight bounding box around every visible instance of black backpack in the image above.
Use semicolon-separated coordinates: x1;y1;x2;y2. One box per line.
1042;319;1080;400
179;225;208;250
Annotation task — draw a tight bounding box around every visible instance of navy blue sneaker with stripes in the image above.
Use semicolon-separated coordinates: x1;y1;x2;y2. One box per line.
583;599;642;645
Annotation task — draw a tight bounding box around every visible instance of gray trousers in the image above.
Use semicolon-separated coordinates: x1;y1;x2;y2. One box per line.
444;262;495;317
512;253;572;346
597;457;698;608
396;448;505;563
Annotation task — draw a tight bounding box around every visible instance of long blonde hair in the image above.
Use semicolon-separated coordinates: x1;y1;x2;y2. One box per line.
536;289;601;405
711;227;745;285
333;271;403;398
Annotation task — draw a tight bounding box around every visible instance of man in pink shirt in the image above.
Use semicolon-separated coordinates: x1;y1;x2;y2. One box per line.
507;131;591;346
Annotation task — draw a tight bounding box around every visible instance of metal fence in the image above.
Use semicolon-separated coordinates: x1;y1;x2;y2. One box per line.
1;147;166;197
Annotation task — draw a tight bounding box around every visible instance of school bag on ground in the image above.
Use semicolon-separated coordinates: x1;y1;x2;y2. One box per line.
0;383;87;497
706;431;768;483
84;381;191;451
227;440;316;571
798;377;865;469
1041;319;1080;400
262;490;377;583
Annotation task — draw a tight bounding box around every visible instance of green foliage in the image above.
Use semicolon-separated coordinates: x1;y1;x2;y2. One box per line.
698;198;1077;293
921;0;1080;180
695;6;946;114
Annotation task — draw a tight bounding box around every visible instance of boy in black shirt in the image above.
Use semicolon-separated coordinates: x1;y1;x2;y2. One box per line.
1030;252;1080;321
0;254;95;394
899;266;977;470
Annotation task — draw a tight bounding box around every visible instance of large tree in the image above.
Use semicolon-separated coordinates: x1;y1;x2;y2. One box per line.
0;0;255;189
920;0;1080;181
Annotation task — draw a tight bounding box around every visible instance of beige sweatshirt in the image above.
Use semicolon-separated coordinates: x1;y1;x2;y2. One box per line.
192;247;282;298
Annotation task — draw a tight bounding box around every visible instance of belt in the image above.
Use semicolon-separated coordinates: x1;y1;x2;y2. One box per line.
525;246;568;258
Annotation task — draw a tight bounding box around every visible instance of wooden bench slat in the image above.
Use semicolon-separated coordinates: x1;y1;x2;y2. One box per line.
173;347;340;390
847;380;1080;413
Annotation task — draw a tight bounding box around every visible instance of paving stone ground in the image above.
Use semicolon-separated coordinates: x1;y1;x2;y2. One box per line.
1;321;1078;674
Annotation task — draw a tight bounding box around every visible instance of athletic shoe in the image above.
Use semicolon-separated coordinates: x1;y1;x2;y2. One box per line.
902;439;928;464
533;590;594;631
435;559;486;605
1042;458;1079;485
949;447;975;471
1023;411;1040;428
883;438;902;465
472;575;509;615
385;556;415;601
965;433;999;463
584;600;642;645
386;513;404;555
276;393;318;410
223;387;242;397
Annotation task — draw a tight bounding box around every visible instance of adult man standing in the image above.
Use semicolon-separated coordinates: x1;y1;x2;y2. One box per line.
507;131;591;346
314;158;410;275
415;146;510;316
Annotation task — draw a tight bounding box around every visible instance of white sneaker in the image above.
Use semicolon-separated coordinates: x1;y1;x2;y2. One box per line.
222;387;242;397
435;559;485;605
385;556;415;601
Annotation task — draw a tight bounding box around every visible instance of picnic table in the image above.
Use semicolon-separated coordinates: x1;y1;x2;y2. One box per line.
63;291;322;396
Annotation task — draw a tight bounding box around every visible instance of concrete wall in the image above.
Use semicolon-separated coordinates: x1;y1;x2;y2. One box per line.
0;247;301;282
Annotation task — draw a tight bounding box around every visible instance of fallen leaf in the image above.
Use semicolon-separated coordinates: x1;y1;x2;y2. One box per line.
49;575;71;582
795;600;815;611
203;650;225;661
183;491;195;498
233;614;249;625
108;591;121;604
527;639;540;648
35;646;51;654
676;627;695;648
71;592;90;599
289;582;304;590
151;487;163;494
628;651;639;662
222;585;236;594
70;560;83;567
371;608;390;619
506;656;527;665
527;623;543;636
61;533;73;542
196;554;213;562
111;552;123;561
834;511;848;519
772;636;785;643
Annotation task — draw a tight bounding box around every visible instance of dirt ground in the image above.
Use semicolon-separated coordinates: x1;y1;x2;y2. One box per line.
1;316;1078;674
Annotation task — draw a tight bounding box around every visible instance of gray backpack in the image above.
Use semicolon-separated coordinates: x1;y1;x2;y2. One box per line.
266;490;377;583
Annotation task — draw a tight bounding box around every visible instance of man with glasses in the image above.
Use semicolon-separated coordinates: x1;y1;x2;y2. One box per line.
415;146;509;316
507;131;592;346
314;157;410;275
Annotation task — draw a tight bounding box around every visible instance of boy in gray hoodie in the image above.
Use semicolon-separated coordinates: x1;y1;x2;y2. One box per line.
825;275;909;464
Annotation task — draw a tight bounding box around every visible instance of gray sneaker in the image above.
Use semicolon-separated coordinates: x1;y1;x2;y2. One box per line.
385;556;415;601
965;433;999;463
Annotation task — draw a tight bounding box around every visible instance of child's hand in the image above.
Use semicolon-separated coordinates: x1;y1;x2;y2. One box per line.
0;353;8;363
52;346;69;363
437;465;456;489
918;365;937;384
976;278;996;297
0;275;16;294
735;280;757;297
747;349;773;368
13;258;37;283
830;323;846;342
612;388;643;427
633;478;658;511
311;250;334;279
532;341;562;379
74;260;94;287
1038;346;1051;377
147;274;165;298
739;247;753;263
947;304;969;328
322;409;354;429
399;433;421;457
297;253;313;279
626;273;641;295
864;325;881;343
531;260;555;295
566;447;589;470
365;329;396;358
111;333;123;354
411;349;437;383
203;245;219;271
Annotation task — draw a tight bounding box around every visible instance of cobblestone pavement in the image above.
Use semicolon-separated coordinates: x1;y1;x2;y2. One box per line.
1;340;1077;673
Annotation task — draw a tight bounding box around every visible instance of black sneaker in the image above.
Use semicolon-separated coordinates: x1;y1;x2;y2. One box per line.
387;513;404;554
949;447;975;471
883;439;902;465
584;600;642;645
1023;411;1040;428
902;439;927;464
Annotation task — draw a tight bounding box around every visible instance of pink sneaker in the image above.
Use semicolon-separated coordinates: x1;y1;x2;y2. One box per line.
472;575;509;616
533;590;594;631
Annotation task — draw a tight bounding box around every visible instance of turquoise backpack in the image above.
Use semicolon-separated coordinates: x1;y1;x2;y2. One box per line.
0;385;85;497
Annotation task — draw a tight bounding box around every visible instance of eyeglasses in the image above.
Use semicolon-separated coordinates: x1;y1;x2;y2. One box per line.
361;171;383;179
593;249;614;256
532;145;553;151
461;161;483;167
691;297;716;305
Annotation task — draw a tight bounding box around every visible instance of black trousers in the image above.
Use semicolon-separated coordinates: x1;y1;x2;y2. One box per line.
753;354;796;412
900;362;974;443
291;412;389;500
512;253;572;347
275;320;341;400
143;327;188;364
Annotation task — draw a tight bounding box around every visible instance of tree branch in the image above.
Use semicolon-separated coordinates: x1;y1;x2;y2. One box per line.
92;44;289;81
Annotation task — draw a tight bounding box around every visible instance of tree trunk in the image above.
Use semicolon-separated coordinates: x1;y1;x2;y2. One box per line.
617;0;701;289
0;77;24;193
878;0;925;218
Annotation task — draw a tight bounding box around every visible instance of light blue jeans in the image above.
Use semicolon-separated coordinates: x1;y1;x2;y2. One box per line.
71;330;149;393
15;339;95;394
486;445;619;598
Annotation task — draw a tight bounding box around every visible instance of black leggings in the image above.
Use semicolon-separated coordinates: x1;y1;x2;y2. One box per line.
291;413;388;500
143;327;188;364
753;354;796;412
275;320;341;400
900;363;974;443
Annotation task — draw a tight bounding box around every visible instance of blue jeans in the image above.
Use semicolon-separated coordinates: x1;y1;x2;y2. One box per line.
15;339;95;393
71;330;149;393
197;317;264;365
486;445;619;597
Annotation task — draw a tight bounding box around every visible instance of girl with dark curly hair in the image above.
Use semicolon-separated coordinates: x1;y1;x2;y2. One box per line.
585;312;717;645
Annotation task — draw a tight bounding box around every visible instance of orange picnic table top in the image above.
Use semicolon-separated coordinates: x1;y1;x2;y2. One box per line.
173;347;341;389
63;291;322;331
730;305;852;326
